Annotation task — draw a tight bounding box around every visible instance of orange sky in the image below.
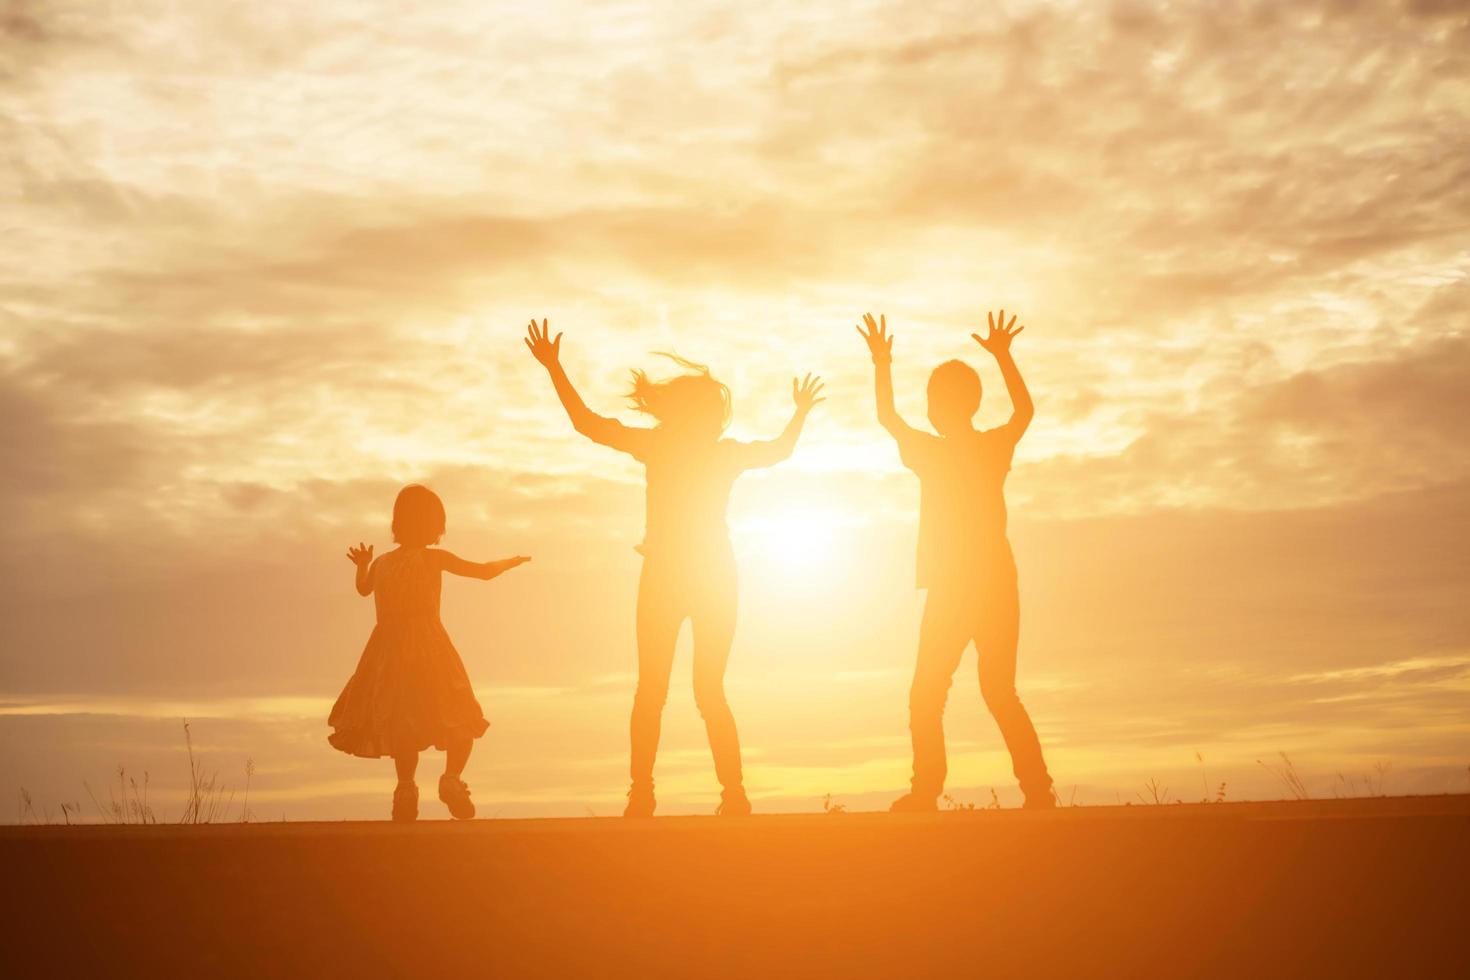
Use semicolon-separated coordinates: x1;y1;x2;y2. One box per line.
3;0;1468;820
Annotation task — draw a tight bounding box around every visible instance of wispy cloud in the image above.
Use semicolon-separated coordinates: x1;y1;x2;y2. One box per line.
2;0;1468;816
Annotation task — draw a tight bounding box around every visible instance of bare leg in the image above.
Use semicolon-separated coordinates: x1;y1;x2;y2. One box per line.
390;750;421;821
444;738;472;779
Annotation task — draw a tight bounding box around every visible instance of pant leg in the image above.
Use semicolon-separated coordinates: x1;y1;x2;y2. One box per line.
909;587;972;798
631;559;683;789
691;553;743;792
975;562;1053;800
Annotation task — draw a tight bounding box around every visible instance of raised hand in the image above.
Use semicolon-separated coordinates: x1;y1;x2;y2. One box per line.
524;318;563;368
501;556;532;571
856;313;893;363
346;542;374;568
973;309;1024;357
792;373;826;412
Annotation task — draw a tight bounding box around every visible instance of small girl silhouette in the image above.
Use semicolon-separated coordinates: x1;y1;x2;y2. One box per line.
328;484;530;821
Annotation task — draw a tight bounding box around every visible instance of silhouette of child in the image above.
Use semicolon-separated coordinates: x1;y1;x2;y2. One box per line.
328;484;530;821
525;319;823;817
858;311;1055;811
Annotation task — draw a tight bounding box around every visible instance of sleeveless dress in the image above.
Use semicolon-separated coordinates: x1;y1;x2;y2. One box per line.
328;547;489;758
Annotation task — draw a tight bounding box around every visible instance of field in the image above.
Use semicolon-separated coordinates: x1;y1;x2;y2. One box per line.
5;795;1467;978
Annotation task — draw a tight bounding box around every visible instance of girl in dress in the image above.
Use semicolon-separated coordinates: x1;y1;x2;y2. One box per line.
525;318;823;817
329;484;530;821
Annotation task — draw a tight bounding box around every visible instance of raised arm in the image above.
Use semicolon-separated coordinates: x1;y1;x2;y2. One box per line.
857;313;926;442
524;319;650;457
432;550;532;581
972;309;1034;441
346;542;375;596
729;374;824;470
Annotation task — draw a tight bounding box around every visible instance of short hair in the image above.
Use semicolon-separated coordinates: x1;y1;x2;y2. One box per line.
392;484;446;547
927;360;982;417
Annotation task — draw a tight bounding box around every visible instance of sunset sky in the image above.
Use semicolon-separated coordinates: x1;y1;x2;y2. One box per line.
3;0;1468;821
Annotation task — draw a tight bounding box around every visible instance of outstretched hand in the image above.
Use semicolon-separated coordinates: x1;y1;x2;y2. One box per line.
346;542;373;568
973;309;1024;357
856;313;893;363
501;555;532;571
524;318;562;368
792;373;826;412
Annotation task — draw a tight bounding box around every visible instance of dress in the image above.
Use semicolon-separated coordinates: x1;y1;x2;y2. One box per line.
328;547;489;758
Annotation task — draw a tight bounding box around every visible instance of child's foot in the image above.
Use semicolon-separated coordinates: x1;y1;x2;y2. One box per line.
889;792;938;813
392;782;419;822
716;787;752;817
438;775;475;820
624;783;655;819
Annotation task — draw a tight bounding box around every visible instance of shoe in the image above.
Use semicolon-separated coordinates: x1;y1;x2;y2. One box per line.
716;788;752;817
391;782;418;822
438;775;475;820
889;792;939;813
1023;789;1057;810
624;783;656;818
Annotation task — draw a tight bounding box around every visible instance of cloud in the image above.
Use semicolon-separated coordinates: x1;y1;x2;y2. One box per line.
772;0;1470;323
2;0;1469;812
1019;315;1470;514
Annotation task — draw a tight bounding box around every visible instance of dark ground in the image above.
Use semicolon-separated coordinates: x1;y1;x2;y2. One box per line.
4;795;1467;979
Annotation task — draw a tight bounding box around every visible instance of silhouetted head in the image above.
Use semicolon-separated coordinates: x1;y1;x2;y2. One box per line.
629;353;731;442
927;360;981;436
392;484;446;547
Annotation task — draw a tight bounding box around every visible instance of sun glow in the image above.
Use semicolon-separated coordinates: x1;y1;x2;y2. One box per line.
731;506;856;574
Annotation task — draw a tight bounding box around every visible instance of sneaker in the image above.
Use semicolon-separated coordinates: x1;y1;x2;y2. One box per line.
889;792;939;813
624;783;656;818
438;775;475;820
716;788;752;817
391;782;418;823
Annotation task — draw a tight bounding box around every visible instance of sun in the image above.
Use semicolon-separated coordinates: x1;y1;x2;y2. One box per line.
730;506;853;574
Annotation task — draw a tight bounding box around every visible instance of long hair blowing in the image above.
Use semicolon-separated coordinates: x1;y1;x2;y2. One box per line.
627;352;732;433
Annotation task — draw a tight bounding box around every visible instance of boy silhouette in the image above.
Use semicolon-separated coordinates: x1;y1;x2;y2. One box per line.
857;310;1054;811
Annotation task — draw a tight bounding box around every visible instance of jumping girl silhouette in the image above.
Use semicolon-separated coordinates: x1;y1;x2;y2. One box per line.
525;319;823;817
328;484;530;821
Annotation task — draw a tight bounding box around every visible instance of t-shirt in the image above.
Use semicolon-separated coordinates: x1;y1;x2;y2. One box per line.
895;425;1020;589
628;434;774;562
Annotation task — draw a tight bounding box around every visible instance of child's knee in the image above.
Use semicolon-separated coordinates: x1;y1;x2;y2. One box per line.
909;677;950;715
980;679;1021;713
632;682;670;713
692;680;728;717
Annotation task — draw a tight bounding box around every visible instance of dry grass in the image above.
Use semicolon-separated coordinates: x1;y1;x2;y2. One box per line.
1333;761;1394;799
19;720;254;826
1194;751;1228;803
1257;752;1311;800
940;789;1001;812
16;789;81;826
179;720;237;824
1136;777;1172;805
84;766;157;824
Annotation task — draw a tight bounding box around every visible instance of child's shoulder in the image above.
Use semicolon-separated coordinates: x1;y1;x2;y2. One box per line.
372;546;409;568
420;547;460;570
934;426;1012;456
974;424;1022;455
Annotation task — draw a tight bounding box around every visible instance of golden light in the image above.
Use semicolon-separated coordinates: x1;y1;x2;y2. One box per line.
731;506;855;575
